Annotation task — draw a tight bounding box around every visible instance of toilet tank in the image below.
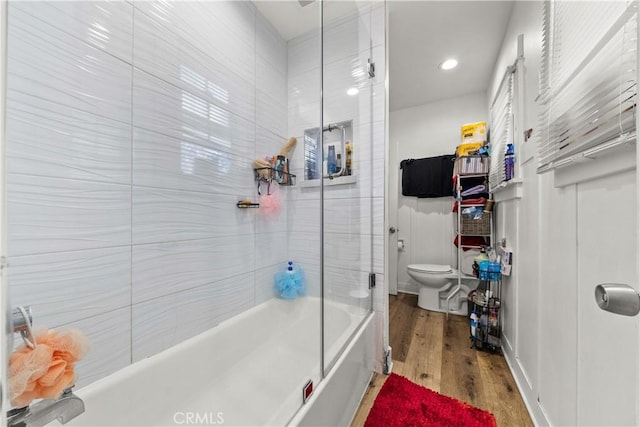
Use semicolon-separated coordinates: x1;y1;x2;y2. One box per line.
460;250;479;276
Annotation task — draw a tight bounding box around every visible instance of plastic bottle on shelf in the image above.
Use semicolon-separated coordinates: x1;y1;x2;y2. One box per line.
470;310;478;340
327;145;336;174
504;143;515;181
489;310;498;330
345;141;353;175
480;311;488;336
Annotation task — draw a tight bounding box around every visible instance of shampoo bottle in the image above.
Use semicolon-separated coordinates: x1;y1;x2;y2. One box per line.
327;145;336;174
470;310;478;340
505;143;515;181
345;141;352;175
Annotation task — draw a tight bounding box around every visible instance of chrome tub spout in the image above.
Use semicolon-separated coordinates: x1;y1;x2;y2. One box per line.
8;387;84;427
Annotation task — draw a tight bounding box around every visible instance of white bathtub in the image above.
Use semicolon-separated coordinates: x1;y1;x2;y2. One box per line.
55;297;374;426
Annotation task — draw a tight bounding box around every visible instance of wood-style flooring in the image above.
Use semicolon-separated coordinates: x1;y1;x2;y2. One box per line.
351;293;532;427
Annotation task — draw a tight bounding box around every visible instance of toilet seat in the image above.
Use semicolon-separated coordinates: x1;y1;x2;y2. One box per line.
407;264;453;274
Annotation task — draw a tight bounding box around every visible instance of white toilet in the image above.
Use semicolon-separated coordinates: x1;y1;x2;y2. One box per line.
407;253;477;314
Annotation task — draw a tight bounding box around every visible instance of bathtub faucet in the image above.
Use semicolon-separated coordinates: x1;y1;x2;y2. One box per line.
7;387;85;427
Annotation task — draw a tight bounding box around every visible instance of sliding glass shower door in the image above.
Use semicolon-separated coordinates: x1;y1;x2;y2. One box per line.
321;0;379;373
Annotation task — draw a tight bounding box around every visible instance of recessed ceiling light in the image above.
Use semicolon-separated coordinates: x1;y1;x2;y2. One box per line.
440;58;458;71
347;87;359;96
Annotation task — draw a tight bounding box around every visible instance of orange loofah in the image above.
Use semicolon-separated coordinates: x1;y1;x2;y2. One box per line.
9;329;89;408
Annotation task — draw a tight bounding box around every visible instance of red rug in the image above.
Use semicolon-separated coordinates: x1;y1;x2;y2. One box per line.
364;374;497;427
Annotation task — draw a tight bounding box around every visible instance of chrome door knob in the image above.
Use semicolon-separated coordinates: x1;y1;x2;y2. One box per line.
595;284;640;316
389;227;397;234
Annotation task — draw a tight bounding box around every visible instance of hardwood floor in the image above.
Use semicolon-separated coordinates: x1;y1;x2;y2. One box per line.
351;293;532;427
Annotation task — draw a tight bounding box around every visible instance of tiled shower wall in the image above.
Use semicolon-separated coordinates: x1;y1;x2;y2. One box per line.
7;2;288;387
287;3;386;369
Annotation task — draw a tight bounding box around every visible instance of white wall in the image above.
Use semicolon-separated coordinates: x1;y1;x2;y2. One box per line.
489;2;639;426
6;1;288;388
389;92;487;293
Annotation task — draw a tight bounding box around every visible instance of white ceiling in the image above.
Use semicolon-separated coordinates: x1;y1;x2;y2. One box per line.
254;1;360;41
254;1;514;112
389;1;513;111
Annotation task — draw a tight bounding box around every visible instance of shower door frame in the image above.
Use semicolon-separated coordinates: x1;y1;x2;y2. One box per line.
0;0;8;420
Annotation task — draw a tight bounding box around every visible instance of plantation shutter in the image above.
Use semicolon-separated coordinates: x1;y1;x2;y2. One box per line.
489;70;514;191
537;0;638;172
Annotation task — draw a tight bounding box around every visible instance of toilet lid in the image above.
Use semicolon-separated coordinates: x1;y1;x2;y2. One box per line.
408;264;453;273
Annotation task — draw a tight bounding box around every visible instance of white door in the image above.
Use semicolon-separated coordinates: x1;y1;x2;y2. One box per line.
575;168;639;426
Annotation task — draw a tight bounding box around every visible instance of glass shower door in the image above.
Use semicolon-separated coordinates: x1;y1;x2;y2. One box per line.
321;0;378;373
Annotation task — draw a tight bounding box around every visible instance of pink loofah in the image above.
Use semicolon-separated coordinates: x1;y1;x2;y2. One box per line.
259;183;282;216
9;329;89;408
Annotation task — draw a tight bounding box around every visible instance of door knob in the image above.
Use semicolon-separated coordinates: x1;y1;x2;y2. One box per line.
389;227;398;234
595;283;640;316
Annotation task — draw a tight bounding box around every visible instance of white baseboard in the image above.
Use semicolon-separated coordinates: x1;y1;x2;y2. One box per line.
501;340;551;426
397;282;418;294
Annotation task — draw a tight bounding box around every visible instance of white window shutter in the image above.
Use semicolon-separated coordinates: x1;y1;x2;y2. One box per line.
538;0;552;102
489;71;514;191
537;0;638;172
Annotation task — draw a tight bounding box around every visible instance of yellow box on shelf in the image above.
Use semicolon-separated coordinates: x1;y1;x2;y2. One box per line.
456;142;484;157
461;121;487;143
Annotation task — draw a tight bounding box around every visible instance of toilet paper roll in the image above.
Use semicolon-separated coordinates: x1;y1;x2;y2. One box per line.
595;284;640;316
397;240;405;251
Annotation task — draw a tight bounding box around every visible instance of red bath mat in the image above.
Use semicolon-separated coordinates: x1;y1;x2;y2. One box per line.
364;373;496;427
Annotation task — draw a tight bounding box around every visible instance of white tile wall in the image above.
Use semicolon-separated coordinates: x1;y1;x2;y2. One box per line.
287;31;321;77
133;2;257;84
11;1;134;62
8;6;132;123
256;13;288;76
257;56;288;112
69;308;132;388
254;264;282;305
257;94;288;138
256;232;288;269
132;69;256;155
9;248;131;328
8;175;131;256
132;272;254;361
132;237;255;304
132;272;255;361
132;128;254;195
132;188;253;244
322;11;373;66
7;95;131;185
7;1;289;390
133;11;256;121
323;197;383;236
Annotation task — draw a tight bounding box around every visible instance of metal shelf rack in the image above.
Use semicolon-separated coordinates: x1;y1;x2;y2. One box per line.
447;156;494;321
